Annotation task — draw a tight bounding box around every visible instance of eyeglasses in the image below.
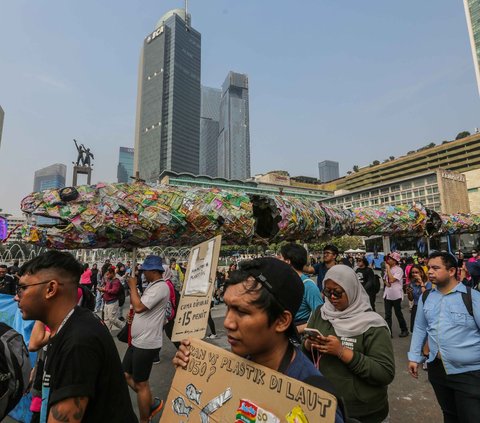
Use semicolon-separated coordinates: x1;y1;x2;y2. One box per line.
16;279;54;297
322;288;345;299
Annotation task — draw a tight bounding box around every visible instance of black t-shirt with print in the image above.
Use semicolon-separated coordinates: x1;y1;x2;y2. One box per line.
42;307;138;422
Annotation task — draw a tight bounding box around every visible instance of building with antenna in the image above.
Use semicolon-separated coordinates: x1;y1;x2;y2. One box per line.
134;7;201;182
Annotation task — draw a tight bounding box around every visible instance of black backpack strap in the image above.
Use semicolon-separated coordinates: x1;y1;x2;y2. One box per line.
461;286;474;317
421;289;431;305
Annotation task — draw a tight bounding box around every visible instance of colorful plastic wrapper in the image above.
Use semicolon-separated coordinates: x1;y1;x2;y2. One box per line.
20;183;255;249
320;205;355;236
436;213;480;235
250;195;326;242
349;204;428;236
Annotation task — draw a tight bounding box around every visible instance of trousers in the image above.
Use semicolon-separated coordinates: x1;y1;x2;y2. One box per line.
384;298;408;333
428;358;480;423
104;301;123;331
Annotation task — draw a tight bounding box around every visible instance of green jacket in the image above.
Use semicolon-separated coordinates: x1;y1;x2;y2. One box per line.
304;311;395;423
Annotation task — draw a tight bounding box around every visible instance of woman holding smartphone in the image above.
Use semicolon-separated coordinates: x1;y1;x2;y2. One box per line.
303;265;394;423
406;265;431;332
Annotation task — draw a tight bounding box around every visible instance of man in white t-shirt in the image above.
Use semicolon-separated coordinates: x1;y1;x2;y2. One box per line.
383;252;409;338
123;255;169;423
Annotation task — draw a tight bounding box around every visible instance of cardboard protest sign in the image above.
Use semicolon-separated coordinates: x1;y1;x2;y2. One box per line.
171;236;221;342
162;339;337;422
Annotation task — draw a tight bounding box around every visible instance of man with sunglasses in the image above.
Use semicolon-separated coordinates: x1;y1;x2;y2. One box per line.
173;257;345;422
15;251;137;423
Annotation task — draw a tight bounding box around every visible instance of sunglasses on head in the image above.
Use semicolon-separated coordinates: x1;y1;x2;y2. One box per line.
322;288;345;299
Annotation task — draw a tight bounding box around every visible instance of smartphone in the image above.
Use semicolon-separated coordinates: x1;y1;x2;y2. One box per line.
303;328;324;339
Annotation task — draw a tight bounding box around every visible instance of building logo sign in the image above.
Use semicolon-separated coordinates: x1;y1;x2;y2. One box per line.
146;26;164;44
440;170;465;182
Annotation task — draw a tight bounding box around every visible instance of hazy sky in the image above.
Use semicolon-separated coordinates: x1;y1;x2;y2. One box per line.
1;0;479;215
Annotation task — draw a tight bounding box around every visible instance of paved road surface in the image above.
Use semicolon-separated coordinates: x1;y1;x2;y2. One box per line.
4;293;443;422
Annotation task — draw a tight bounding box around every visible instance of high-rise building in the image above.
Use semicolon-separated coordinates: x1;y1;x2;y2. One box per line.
117;147;134;183
199;86;221;176
33;163;67;192
134;8;201;182
464;0;480;96
217;72;251;180
318;160;339;183
0;105;4;150
33;164;67;225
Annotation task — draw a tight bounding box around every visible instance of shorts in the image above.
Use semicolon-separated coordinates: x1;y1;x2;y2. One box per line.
122;345;161;383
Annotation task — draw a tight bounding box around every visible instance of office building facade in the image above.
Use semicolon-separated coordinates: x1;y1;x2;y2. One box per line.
217;72;250;180
199;86;221;177
117;147;134;183
332;132;480;191
318;160;339;182
134;9;201;182
464;0;480;96
323;169;469;215
33;164;67;225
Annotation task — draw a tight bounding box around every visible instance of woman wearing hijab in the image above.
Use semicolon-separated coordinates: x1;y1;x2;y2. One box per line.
303;265;394;423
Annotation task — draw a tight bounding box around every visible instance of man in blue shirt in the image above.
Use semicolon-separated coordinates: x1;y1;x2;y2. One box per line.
408;251;480;422
279;243;324;335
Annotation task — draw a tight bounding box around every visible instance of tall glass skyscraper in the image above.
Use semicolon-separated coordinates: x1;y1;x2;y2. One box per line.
318;160;339;183
117;147;134;183
199;86;221;177
217;72;251;180
134;9;201;182
464;0;480;96
33;164;67;225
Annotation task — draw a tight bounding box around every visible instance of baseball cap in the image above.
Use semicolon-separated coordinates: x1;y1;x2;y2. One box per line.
238;257;304;327
140;255;164;271
387;252;401;263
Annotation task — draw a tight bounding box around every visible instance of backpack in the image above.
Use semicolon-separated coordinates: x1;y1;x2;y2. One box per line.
164;279;180;323
79;285;95;311
373;274;381;294
422;286;474;317
0;323;31;419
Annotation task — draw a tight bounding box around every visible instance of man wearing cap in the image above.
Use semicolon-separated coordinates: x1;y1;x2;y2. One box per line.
123;255;169;423
384;252;409;337
173;257;345;423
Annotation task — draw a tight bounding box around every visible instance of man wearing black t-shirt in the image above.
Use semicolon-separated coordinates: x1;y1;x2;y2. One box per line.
14;251;137;423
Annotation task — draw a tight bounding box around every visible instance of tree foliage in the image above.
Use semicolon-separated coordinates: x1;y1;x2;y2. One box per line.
455;131;471;140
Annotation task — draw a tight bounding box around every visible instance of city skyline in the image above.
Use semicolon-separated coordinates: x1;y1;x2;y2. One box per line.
0;1;479;214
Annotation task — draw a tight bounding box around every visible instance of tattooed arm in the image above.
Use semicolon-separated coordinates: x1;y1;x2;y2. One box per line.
48;397;88;423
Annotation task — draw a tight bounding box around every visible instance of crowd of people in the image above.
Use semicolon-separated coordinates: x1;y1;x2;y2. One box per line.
1;243;479;422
